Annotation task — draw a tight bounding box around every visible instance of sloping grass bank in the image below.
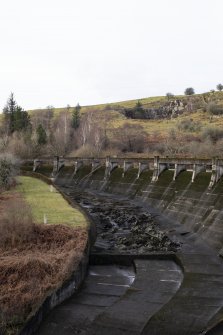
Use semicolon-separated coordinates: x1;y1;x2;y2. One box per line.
16;176;87;227
0;176;89;335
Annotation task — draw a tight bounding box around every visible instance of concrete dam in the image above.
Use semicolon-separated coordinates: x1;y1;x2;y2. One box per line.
22;156;223;335
29;155;223;253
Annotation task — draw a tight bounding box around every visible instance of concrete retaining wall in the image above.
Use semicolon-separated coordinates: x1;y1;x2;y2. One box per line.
20;250;89;335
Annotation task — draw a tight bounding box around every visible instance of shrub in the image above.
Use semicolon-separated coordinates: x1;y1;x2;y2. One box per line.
216;83;223;91
114;123;147;153
0;154;19;190
0;220;87;334
206;102;223;115
74;144;99;157
177;119;201;132
184;87;195;95
166;92;174;100
202;127;223;144
0;198;34;248
185;139;214;157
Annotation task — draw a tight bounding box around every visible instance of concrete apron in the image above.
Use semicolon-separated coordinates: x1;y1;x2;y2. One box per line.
35;256;183;335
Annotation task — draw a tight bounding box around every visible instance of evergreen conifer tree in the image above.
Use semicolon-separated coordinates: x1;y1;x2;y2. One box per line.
36;124;47;145
71;103;81;129
3;93;31;134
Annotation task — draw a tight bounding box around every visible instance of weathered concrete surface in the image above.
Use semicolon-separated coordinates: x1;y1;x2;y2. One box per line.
142;252;223;335
36;260;182;335
71;189;223;335
206;321;223;335
33;186;223;335
48;164;223;253
35;264;135;334
88;259;182;335
19;167;223;334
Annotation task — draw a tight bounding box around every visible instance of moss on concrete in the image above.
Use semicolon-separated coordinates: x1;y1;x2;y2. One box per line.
156;170;174;187
174;171;192;189
74;165;92;180
91;166;106;180
35;165;53;177
189;172;210;192
109;168;123;182
122;168;138;183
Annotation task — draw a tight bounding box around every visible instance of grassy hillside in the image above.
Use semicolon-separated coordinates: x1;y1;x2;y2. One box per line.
1;91;223;135
27;91;223;113
1;91;223;158
27;91;223;138
28;95;167;115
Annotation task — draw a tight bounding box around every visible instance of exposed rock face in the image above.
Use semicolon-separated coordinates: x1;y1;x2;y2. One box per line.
145;100;185;120
123;99;186;120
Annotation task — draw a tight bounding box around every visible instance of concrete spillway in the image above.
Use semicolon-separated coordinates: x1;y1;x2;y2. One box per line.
43;157;223;254
36;261;183;335
36;264;136;334
21;156;223;334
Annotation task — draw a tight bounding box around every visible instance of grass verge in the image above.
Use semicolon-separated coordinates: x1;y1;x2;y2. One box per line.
16;176;87;227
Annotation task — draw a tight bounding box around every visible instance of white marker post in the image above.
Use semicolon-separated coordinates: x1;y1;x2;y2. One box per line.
44;214;48;224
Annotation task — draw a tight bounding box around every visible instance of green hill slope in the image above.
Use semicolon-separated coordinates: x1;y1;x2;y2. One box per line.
27;91;223;138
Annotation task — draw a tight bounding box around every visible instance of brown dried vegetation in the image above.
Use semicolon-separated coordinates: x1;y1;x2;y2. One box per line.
0;196;88;334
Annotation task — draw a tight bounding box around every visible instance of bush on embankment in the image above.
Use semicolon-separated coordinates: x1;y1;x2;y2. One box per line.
0;154;19;191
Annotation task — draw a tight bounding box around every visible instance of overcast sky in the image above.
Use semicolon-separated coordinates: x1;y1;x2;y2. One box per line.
0;0;222;110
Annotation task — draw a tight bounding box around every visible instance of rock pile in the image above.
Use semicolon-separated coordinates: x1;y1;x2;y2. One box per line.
89;203;180;254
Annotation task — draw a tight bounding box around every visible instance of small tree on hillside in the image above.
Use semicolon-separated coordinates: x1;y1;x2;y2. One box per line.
0;154;19;190
217;83;223;91
166;92;174;101
135;100;143;111
36;124;47;145
71;103;81;129
13;106;31;132
45;105;54;130
3;93;17;134
184;87;195;96
131;100;145;118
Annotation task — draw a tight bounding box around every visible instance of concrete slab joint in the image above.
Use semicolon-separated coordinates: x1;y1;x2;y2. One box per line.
122;161;133;177
91;160;101;172
152;156;167;182
192;164;206;182
209;158;223;189
104;157;118;179
173;164;186;181
33;159;41;172
52;156;64;176
137;162;148;179
58;159;65;172
74;160;83;175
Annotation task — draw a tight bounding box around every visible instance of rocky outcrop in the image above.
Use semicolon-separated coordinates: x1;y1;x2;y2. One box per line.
123;99;185;120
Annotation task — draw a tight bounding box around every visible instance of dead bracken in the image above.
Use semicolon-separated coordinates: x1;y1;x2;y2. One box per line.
0;195;87;335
